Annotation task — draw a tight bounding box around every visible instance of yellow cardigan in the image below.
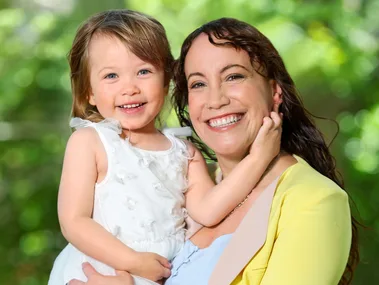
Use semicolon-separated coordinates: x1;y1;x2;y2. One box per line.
229;156;352;285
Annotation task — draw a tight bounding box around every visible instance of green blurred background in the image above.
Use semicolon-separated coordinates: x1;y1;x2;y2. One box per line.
0;0;378;284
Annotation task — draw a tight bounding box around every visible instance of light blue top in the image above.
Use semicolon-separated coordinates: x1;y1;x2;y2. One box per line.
165;234;232;285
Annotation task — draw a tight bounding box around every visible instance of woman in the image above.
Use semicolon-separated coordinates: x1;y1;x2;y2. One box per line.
69;17;358;285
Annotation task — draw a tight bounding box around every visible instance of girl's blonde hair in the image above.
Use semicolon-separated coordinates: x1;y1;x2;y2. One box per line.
68;9;174;122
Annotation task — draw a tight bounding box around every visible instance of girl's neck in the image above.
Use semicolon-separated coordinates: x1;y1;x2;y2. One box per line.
122;128;171;151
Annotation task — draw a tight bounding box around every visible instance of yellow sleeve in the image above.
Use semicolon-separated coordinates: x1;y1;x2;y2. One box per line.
260;188;352;285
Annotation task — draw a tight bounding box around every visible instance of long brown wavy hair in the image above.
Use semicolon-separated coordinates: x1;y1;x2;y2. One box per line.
172;18;359;284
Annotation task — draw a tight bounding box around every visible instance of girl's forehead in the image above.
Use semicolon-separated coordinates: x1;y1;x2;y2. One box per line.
88;36;147;70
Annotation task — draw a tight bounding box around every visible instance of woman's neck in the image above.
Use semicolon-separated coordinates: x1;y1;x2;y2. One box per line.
216;155;244;178
217;152;297;187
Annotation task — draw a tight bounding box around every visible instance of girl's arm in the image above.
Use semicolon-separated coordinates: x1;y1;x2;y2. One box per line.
58;128;170;280
185;112;281;226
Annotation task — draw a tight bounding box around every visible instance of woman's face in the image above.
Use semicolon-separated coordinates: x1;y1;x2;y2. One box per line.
184;33;280;159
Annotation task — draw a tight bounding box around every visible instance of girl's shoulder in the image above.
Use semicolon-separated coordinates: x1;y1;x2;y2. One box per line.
65;124;100;154
65;118;119;157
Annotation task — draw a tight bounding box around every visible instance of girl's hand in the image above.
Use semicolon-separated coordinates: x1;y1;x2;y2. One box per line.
68;262;134;285
131;252;171;281
249;111;282;162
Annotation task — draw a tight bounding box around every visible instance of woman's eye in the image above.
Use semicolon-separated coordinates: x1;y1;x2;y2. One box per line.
190;82;205;89
226;74;244;81
105;73;118;79
138;69;151;76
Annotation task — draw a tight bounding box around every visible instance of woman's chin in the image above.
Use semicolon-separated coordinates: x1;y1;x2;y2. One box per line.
207;141;248;159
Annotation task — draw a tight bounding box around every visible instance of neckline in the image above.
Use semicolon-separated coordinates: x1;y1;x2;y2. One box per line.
189;233;233;250
124;133;176;155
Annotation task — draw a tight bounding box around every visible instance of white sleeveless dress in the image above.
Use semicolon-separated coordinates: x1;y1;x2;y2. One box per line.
48;118;191;285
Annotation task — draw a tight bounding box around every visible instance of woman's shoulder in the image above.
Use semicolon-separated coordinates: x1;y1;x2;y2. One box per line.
276;155;348;206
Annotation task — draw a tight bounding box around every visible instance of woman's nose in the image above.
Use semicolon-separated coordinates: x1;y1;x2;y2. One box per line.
205;88;230;109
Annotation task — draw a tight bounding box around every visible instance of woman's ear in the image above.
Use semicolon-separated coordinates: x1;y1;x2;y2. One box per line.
270;80;283;111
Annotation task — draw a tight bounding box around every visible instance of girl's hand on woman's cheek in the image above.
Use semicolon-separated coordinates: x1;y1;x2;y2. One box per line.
249;111;283;161
67;262;134;285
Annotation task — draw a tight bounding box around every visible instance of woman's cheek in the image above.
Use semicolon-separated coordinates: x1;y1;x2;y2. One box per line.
224;82;252;101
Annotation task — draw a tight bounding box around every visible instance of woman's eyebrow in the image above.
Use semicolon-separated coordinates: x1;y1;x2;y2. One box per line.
220;64;249;73
187;72;205;81
187;64;249;81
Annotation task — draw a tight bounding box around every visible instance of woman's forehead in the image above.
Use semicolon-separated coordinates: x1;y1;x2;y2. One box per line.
185;34;252;75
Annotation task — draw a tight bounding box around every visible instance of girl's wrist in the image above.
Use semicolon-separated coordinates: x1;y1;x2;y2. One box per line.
122;249;140;272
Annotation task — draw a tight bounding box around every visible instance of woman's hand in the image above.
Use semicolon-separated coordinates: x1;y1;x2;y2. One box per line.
68;262;134;285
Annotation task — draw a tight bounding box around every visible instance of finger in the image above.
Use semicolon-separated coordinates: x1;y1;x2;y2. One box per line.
67;279;85;285
157;255;171;269
115;270;134;284
82;262;98;278
162;267;171;278
272;103;280;113
115;269;131;276
270;112;282;129
262;116;273;129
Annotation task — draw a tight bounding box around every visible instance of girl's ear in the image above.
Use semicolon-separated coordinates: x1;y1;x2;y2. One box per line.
88;90;96;106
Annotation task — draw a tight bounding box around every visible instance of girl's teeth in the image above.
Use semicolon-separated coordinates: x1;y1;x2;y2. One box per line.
121;103;142;109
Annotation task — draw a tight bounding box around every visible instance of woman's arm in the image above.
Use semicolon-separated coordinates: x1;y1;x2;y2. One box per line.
259;188;351;285
185;113;281;227
59;128;170;280
68;263;134;285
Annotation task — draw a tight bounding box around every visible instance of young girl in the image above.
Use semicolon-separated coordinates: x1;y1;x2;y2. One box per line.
48;10;282;285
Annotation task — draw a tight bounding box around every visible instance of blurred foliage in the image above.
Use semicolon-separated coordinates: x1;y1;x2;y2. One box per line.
0;0;378;284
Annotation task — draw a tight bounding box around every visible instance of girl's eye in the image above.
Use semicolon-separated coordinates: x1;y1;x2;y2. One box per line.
138;69;151;76
105;73;118;79
226;74;244;81
190;82;205;89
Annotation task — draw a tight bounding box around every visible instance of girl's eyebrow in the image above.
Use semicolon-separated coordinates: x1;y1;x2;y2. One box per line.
98;66;115;75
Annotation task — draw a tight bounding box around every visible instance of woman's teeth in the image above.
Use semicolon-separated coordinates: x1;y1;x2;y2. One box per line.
208;115;242;128
119;103;143;109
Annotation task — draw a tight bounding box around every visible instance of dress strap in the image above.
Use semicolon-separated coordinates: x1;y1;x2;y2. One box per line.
162;127;192;137
70;117;122;135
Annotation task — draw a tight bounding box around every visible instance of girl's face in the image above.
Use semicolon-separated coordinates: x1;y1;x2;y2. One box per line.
185;33;281;159
87;34;167;133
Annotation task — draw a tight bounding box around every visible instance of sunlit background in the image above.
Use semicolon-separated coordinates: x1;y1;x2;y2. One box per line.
0;0;378;284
